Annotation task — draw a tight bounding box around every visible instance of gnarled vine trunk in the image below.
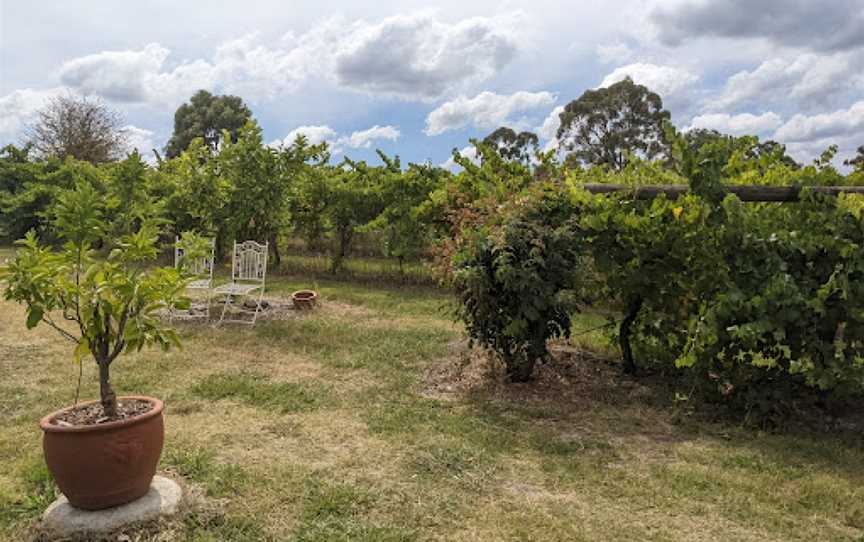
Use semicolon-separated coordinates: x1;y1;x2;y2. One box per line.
620;296;643;375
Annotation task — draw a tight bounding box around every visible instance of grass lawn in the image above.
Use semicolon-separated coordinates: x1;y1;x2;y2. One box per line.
1;271;863;541
0;246;14;266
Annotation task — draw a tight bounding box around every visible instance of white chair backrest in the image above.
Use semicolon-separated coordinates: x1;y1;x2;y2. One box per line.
175;236;215;279
232;240;268;283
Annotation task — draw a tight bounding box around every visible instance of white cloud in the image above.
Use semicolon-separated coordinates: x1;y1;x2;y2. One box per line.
59;44;179;102
0;87;68;141
334;12;525;100
56;11;526;106
709;54;862;112
272;124;400;154
536;105;565;152
599;62;699;98
425;90;555;136
595;42;634;64
274;125;338;147
343;125;400;148
766;101;864;167
773;101;864;143
209;32;320;99
56;35;309;106
537;105;564;141
58;39;305;106
441;144;480;170
121;125;160;163
688;112;783;136
652;0;864;53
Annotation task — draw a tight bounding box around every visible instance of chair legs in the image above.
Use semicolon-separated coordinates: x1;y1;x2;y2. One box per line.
217;291;233;326
205;289;212;320
250;288;265;325
216;288;264;326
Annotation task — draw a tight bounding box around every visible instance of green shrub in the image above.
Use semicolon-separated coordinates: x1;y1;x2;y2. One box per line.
452;184;584;381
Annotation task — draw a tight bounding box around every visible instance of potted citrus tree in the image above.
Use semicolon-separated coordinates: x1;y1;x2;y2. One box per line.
1;183;187;510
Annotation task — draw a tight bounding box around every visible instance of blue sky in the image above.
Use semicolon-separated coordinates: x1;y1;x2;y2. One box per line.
1;0;863;168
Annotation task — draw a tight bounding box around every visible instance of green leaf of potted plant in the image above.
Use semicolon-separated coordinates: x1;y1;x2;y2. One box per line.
1;182;187;510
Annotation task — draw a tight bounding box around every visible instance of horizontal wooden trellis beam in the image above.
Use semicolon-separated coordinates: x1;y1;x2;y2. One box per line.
580;184;864;202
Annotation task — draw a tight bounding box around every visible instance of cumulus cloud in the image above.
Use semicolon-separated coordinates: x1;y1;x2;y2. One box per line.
343;125;400;148
273;125;338;147
272;124;400;154
0;87;67;140
599;62;699;99
763;101;864;167
425;90;555;136
121;125;160;163
652;0;864;52
57;39;300;105
56;12;525;106
209;32;322;98
773;101;864;143
536;105;565;152
59;44;178;102
688;112;783;136
708;54;862;112
537;105;565;141
595;42;634;64
441;144;480;170
334;12;523;100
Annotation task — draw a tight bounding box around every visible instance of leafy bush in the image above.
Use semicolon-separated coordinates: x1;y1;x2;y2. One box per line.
452;184;583;381
676;192;864;413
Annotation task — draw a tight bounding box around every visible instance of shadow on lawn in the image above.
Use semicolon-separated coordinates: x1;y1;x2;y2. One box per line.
423;341;864;481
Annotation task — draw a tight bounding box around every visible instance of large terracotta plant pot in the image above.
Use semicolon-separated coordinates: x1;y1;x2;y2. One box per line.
39;396;164;510
291;289;318;310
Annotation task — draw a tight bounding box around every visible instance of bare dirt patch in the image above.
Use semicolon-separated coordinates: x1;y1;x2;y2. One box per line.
422;341;691;458
424;340;655;410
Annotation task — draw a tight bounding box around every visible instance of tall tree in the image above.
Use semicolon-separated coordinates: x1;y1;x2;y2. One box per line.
27;95;128;164
482;127;539;166
557;78;671;170
164;90;252;158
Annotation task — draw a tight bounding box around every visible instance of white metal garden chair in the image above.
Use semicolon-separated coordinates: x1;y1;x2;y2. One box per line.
171;236;215;320
213;240;268;325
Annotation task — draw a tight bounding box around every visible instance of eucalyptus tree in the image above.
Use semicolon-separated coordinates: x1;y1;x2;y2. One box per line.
482;127;540;166
557;78;670;170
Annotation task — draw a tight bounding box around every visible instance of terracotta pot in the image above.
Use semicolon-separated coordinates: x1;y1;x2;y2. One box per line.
291;289;318;310
39;396;164;510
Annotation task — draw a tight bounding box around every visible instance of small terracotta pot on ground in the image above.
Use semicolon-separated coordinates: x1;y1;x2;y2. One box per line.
291;290;319;310
39;396;164;510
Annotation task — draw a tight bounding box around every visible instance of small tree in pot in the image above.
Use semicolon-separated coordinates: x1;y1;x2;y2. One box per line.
1;181;187;510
